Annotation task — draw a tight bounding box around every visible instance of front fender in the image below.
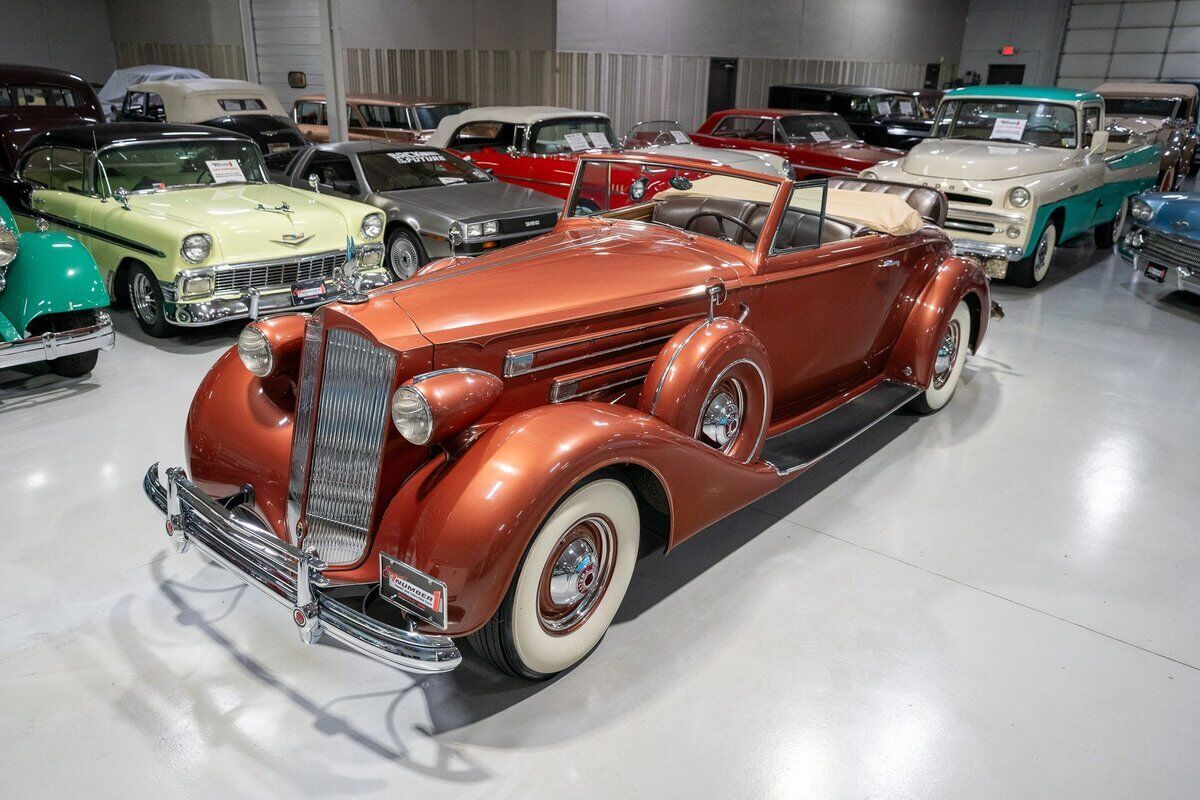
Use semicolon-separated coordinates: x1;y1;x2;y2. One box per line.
0;230;109;337
886;254;989;387
376;402;783;636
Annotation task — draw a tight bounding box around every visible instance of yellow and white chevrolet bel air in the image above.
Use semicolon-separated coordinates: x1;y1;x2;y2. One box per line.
0;123;389;336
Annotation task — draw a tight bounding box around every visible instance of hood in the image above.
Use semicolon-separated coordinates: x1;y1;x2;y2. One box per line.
374;220;747;343
1140;192;1200;242
377;179;561;222
802;140;903;166
126;184;364;261
632;143;786;175
901;139;1080;180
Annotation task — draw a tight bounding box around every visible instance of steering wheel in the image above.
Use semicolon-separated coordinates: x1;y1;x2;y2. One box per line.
683;210;759;243
653;131;677;146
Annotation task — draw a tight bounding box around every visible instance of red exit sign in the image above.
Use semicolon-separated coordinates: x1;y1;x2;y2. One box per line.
1000;45;1018;56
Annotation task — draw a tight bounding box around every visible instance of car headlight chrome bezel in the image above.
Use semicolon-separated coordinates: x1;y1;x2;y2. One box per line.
1130;198;1154;222
361;213;384;240
237;325;274;377
391;385;434;444
181;233;212;264
0;222;17;269
861;171;879;180
1008;187;1031;208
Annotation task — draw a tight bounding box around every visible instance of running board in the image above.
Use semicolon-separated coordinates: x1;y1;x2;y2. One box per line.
761;380;921;475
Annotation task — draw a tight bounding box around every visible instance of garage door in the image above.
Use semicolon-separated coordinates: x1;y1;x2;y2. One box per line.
249;0;324;108
1057;0;1200;87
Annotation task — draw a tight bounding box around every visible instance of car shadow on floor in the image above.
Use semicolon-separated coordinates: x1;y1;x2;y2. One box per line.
0;367;99;412
110;307;244;354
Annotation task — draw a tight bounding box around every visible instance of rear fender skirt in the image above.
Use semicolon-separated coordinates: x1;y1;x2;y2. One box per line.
374;402;784;636
885;254;989;387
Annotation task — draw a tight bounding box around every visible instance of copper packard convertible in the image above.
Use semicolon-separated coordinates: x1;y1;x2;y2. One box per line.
146;154;990;679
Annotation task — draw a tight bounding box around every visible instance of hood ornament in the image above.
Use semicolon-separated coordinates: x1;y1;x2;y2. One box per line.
256;202;292;215
336;236;368;304
1171;219;1190;230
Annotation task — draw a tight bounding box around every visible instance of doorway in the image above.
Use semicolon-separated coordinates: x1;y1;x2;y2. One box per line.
707;58;738;117
986;63;1026;85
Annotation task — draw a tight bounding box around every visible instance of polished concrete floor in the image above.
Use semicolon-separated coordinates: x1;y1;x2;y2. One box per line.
2;220;1198;799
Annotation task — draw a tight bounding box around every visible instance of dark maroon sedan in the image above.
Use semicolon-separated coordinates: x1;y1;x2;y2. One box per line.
0;64;105;174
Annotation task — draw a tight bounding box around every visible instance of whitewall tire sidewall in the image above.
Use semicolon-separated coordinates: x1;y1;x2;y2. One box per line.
920;302;971;412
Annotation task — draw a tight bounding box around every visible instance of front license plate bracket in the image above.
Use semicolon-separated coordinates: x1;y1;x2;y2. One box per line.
379;553;449;629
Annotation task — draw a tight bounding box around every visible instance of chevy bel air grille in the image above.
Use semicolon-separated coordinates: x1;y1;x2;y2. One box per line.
498;212;560;235
1140;230;1200;267
298;327;396;566
215;251;347;291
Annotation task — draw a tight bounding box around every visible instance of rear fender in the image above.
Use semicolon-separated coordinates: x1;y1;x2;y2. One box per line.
375;402;783;636
0;230;109;336
886;254;989;387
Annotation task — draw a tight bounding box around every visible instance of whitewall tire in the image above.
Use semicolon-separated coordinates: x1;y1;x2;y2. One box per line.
1010;222;1056;287
908;301;971;415
469;477;640;679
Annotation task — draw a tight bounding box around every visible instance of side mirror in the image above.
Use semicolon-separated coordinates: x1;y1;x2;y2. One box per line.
1089;130;1109;155
307;173;321;194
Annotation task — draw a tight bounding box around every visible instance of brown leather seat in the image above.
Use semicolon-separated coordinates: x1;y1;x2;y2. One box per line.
744;206;855;249
826;177;947;226
653;196;855;248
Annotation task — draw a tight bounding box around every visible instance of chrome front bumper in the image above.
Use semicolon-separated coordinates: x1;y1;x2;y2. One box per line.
1131;253;1200;294
169;268;392;327
143;464;462;674
950;240;1025;279
0;311;115;369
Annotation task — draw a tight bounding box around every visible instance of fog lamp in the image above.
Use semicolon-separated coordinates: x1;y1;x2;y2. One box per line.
179;271;215;299
1006;225;1021;239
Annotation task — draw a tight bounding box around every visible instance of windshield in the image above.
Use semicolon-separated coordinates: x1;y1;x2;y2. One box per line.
933;99;1079;148
779;114;858;143
1103;97;1179;118
359;149;490;191
98;139;268;194
412;103;470;130
529;117;617;154
623;121;693;148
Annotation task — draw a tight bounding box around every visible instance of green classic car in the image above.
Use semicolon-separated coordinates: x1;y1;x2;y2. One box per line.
0;123;389;336
0;197;113;377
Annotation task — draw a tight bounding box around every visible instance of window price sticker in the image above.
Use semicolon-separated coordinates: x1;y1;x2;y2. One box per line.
586;131;611;148
810;130;831;143
670;130;690;144
875;101;893;116
897;100;915;116
990;116;1028;141
564;132;590;151
205;159;246;184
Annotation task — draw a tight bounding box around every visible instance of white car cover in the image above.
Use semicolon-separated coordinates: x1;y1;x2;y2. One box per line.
98;65;210;120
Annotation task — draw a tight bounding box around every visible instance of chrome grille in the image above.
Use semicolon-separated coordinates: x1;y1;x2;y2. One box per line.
301;328;396;565
945;218;996;235
215;251;347;291
286;313;325;543
1140;229;1200;267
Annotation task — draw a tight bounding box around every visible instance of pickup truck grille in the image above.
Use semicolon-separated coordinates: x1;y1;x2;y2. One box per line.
292;325;396;566
1140;229;1200;267
215;251;347;291
944;218;996;235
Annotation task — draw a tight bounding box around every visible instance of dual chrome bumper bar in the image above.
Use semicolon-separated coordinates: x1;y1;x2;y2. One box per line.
143;464;462;674
0;311;115;369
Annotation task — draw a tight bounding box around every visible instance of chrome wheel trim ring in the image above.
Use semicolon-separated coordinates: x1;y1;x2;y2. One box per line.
697;377;746;454
537;515;617;635
932;319;962;389
388;236;420;280
130;272;159;324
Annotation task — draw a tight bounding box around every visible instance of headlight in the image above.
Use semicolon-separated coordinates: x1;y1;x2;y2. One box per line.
629;178;648;201
0;223;17;269
1131;198;1153;222
391;385;433;444
361;213;384;240
483;220;498;236
861;171;878;180
178;270;214;299
237;325;274;377
181;233;211;264
464;222;484;239
1008;187;1031;208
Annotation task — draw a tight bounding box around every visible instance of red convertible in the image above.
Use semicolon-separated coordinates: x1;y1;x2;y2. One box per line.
693;108;904;180
146;155;992;680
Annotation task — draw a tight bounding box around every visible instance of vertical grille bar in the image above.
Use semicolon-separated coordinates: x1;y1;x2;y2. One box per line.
286;312;325;543
301;328;396;565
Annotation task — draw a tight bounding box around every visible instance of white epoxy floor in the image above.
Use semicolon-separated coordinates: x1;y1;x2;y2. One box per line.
2;217;1198;799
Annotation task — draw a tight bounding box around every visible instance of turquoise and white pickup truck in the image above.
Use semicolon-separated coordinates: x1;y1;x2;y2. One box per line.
864;86;1161;286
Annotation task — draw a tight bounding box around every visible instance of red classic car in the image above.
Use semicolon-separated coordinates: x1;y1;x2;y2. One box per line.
0;64;105;175
146;154;991;680
692;108;904;180
427;106;789;212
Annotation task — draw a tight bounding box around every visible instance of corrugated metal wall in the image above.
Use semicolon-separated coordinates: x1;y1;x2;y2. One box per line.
344;48;936;134
113;42;247;80
250;0;324;108
1057;0;1200;86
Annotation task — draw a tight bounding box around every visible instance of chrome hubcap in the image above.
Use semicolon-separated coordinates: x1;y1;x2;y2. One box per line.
932;319;961;389
1033;228;1054;281
700;380;744;451
130;273;159;322
389;237;420;280
538;515;615;634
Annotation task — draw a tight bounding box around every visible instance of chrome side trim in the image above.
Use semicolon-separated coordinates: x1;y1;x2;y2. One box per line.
0;312;115;369
502;312;703;377
144;464;461;674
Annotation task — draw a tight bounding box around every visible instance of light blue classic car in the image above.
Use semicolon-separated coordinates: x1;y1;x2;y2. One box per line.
1119;191;1200;295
